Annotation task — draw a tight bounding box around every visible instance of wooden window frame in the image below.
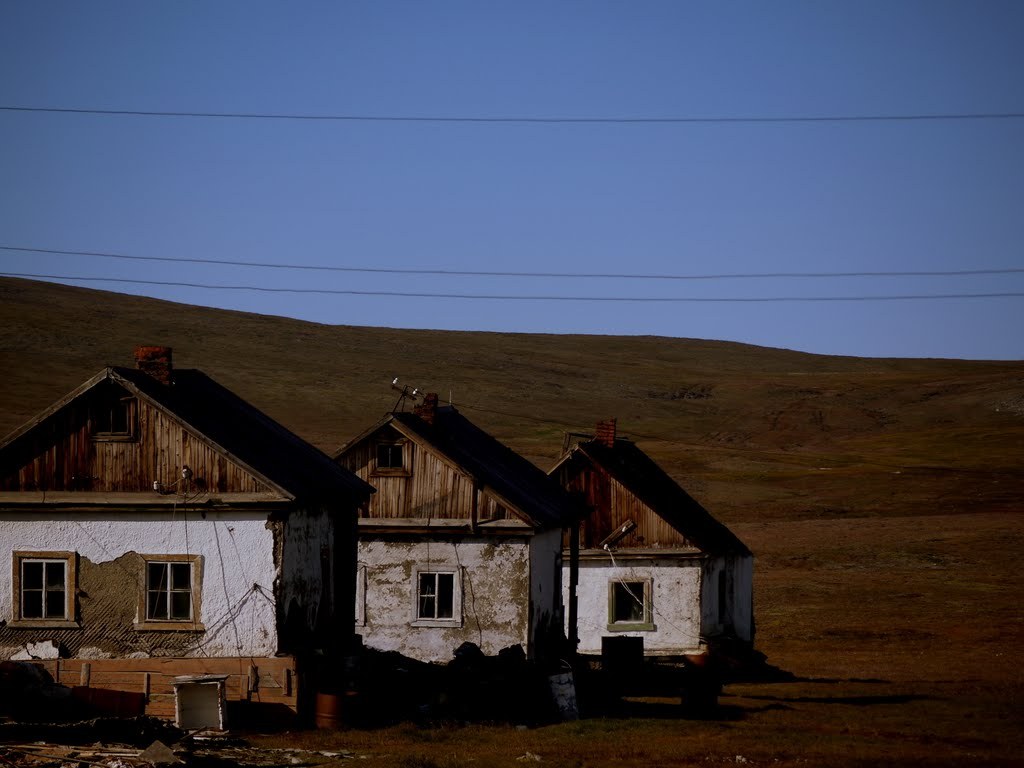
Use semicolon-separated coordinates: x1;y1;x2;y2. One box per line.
607;577;655;632
134;554;205;631
410;565;462;628
92;395;138;442
354;563;367;627
10;551;79;628
371;440;411;477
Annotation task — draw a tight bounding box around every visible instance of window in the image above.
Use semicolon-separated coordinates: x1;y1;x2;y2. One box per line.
607;578;654;631
354;564;367;626
372;440;410;476
11;551;78;627
92;394;137;441
411;566;462;627
135;555;204;631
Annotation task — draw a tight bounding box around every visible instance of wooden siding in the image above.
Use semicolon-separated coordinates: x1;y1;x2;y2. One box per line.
338;427;512;522
557;460;691;549
1;381;274;494
32;656;298;721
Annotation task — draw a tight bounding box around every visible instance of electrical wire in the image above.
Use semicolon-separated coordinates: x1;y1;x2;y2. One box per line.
3;244;1022;281
3;105;1023;124
2;272;1021;302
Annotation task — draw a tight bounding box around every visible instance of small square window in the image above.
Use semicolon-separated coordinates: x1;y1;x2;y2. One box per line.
377;443;404;469
411;566;462;627
92;394;137;441
607;578;654;631
11;551;78;627
135;555;204;631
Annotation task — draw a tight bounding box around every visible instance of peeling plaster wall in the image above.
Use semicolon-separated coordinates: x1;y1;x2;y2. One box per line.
0;511;278;659
566;557;705;656
700;554;754;643
357;536;532;662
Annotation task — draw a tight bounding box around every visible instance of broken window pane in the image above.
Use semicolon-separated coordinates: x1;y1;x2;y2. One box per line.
612;581;647;624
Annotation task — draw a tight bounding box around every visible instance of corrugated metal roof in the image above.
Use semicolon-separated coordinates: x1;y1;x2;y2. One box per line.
566;438;750;556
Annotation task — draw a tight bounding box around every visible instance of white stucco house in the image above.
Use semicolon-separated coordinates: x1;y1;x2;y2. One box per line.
0;347;373;723
550;420;753;658
334;394;579;664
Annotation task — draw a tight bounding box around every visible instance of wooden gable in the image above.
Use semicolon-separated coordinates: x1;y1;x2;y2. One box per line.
555;450;695;550
0;371;283;498
336;420;519;524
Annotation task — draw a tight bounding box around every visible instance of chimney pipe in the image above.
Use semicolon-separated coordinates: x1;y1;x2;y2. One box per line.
134;346;173;385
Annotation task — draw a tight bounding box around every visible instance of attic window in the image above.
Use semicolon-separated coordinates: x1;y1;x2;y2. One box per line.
372;441;410;476
92;395;137;441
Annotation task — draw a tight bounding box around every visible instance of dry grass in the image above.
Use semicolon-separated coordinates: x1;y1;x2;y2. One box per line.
1;277;1022;766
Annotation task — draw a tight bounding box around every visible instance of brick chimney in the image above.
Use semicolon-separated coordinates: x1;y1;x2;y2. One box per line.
134;346;173;385
595;418;617;448
414;392;439;425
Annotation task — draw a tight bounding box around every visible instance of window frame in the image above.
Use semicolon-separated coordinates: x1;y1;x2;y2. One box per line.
91;394;138;442
10;551;79;628
135;554;205;631
371;440;411;477
410;565;462;628
606;577;655;632
354;563;367;627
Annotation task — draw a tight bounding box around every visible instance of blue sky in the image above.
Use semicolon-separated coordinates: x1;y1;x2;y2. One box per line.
1;2;1022;360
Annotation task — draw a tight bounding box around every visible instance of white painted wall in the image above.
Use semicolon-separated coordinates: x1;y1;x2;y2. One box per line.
0;511;279;659
357;535;533;662
565;556;705;656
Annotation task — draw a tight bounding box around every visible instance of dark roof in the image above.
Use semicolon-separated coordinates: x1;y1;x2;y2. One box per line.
567;438;750;556
106;366;373;502
355;407;579;529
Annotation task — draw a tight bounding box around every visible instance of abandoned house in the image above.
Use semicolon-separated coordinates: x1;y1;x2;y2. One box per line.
334;393;580;664
550;420;753;658
0;347;373;725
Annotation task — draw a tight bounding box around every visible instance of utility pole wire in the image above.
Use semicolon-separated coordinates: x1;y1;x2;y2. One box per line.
3;272;1023;302
2;246;1022;281
2;105;1023;124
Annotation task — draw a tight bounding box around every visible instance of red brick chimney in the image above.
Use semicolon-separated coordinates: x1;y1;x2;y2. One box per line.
134;346;173;385
414;392;439;425
595;418;617;448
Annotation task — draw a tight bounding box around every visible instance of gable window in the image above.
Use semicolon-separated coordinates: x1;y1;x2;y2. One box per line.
92;395;137;441
11;551;78;627
372;440;411;477
607;578;654;632
411;566;462;627
135;555;204;631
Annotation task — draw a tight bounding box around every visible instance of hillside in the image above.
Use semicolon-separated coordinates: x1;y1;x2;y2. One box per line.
1;276;1020;524
2;276;1024;762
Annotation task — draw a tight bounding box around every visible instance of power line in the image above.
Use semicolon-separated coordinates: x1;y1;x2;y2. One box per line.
3;245;1022;281
3;272;1023;302
2;105;1023;124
